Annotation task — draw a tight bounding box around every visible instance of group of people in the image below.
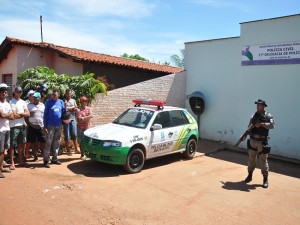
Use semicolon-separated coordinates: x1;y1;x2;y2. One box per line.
0;83;275;189
0;83;92;178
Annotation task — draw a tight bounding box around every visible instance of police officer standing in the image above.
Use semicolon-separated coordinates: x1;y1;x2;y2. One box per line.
243;99;275;188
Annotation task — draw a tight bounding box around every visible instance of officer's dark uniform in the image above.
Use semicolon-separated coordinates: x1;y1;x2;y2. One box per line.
244;99;274;188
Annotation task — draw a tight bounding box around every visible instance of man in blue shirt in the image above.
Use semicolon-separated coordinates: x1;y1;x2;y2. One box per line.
43;89;65;168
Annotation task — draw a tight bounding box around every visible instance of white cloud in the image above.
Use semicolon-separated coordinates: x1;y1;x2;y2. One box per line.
0;0;188;64
0;17;185;64
0;19;42;42
53;0;156;18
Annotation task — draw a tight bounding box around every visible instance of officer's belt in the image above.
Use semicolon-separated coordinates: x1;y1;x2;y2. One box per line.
250;135;267;141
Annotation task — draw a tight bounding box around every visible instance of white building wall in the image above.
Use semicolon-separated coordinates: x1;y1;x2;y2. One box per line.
185;15;300;159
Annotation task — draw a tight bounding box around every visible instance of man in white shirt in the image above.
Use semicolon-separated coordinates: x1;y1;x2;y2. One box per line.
9;86;29;169
0;83;14;178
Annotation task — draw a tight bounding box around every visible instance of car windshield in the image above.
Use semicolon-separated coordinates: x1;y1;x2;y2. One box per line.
113;108;154;129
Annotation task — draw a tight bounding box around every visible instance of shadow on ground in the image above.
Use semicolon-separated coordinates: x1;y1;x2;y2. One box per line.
67;153;187;177
220;181;262;192
206;148;300;179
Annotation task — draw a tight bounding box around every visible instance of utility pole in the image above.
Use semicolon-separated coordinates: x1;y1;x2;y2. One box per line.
40;15;44;57
40;15;43;43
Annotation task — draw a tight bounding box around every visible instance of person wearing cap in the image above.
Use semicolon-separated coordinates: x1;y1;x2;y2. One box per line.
9;86;30;169
38;83;48;102
26;92;45;162
0;83;14;177
43;89;65;168
25;90;35;104
242;99;275;188
76;96;92;160
63;89;79;156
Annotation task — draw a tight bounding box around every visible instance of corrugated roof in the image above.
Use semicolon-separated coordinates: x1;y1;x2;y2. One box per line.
0;37;183;74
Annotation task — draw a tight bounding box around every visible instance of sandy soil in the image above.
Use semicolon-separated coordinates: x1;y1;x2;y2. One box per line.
0;140;299;225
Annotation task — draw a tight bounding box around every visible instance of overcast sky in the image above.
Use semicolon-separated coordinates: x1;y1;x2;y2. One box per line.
0;0;299;65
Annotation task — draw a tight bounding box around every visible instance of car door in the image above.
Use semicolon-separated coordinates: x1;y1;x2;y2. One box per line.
169;110;192;151
148;111;177;158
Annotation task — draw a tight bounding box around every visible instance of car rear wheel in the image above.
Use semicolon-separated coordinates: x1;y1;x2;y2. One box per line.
124;148;145;173
184;138;197;159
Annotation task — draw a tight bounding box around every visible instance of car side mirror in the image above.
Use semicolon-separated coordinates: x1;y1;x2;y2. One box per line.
150;124;162;131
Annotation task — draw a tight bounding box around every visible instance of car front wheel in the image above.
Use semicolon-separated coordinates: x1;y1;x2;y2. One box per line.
124;148;145;173
184;138;197;159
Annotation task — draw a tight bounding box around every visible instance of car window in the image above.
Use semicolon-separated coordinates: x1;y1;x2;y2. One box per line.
113;108;154;129
169;110;190;126
152;111;171;128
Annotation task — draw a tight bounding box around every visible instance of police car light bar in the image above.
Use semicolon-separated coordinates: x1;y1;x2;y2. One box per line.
132;99;166;109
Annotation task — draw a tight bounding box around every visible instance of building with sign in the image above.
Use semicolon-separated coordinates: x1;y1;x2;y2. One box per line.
185;14;300;159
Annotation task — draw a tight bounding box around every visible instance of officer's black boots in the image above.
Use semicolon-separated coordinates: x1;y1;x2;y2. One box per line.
263;175;269;188
244;171;253;183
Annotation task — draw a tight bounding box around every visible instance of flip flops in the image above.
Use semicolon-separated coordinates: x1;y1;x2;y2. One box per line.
1;168;11;173
9;165;15;170
0;172;4;178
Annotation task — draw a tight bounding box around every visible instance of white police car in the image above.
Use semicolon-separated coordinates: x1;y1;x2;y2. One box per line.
82;99;199;173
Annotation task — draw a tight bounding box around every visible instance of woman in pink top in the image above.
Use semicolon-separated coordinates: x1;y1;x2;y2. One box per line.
76;96;92;160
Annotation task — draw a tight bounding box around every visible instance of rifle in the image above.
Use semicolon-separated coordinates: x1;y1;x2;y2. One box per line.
235;112;264;147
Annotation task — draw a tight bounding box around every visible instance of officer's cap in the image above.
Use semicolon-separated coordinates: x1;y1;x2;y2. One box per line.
255;99;267;107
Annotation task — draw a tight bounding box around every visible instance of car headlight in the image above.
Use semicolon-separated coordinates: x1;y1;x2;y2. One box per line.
102;140;122;147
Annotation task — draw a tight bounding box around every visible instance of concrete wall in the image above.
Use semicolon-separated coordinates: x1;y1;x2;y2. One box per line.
90;72;186;126
16;46;54;76
1;46;54;89
185;15;300;159
54;56;83;76
0;47;17;96
0;45;83;90
0;47;17;78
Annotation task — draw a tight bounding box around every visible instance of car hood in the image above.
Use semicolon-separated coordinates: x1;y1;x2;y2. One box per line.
84;123;143;140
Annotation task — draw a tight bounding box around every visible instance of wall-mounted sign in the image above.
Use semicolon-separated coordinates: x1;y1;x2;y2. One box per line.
242;41;300;66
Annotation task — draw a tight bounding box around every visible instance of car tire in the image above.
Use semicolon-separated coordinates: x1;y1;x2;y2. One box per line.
124;148;145;173
184;138;197;159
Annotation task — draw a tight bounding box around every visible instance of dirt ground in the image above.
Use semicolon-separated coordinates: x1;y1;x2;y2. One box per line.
0;140;299;225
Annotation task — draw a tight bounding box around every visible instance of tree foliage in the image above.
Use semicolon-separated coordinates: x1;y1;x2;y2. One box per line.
121;53;149;62
17;66;107;103
171;49;184;68
96;76;116;91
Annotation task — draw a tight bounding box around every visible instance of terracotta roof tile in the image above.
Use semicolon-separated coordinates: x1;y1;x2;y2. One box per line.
1;37;183;74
